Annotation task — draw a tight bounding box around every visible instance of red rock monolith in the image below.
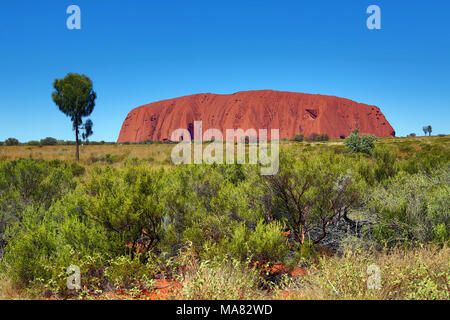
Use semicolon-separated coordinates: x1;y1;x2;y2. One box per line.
117;90;395;142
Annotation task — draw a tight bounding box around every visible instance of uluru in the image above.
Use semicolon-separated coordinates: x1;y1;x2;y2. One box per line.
117;90;395;142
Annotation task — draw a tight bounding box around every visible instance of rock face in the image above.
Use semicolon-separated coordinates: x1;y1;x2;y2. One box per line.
117;90;395;142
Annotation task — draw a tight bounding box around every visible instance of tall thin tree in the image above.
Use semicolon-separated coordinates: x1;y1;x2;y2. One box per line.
422;126;428;136
52;73;96;161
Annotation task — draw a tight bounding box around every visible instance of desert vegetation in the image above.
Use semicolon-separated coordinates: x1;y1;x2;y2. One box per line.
0;135;448;300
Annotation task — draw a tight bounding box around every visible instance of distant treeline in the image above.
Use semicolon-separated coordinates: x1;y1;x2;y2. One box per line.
0;137;115;146
2;134;448;147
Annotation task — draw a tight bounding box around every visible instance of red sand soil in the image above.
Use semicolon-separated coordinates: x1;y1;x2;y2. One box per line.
85;279;182;300
268;264;308;277
117;90;395;142
140;279;182;300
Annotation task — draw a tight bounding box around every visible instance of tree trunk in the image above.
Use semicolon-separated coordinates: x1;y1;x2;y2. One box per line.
294;223;305;245
300;224;305;244
75;125;80;161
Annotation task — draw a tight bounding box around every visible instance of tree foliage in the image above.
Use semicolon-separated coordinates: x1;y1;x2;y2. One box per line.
82;119;93;143
40;137;57;146
4;138;19;146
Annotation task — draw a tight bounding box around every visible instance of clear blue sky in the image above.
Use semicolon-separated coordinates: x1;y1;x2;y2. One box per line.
0;0;449;142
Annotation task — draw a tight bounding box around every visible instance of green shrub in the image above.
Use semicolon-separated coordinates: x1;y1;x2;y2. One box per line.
5;138;19;146
315;133;329;141
304;133;329;142
67;161;85;176
162;164;261;254
40;137;58;146
89;153;124;164
81;165;166;256
143;139;161;145
369;168;449;246
307;133;319;142
208;220;289;263
355;156;376;186
104;254;157;289
398;144;450;174
263;151;363;245
0;159;78;255
1;191;106;294
372;146;398;182
247;221;289;262
344;130;376;154
27;140;41;146
294;134;304;142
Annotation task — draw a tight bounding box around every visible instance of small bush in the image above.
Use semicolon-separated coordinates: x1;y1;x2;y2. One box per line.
372;146;398;182
209;220;289;263
104;254;157;289
40;137;58;146
315;134;329;142
143;139;162;145
307;133;319;142
80;166;166;256
89;153;123;164
5;138;19;146
294;134;304;142
344;130;376;154
27;140;41;146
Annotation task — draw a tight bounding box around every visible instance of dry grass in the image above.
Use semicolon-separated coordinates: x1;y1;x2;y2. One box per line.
0;142;289;168
0;136;447;167
274;245;450;300
171;245;450;300
175;247;267;300
0;277;29;300
0;144;174;168
180;259;267;300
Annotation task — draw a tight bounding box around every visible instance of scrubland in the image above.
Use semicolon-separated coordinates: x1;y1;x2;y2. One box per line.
0;135;448;300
